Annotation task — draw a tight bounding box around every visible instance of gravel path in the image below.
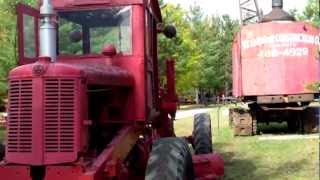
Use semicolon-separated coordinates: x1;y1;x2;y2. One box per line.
175;108;211;120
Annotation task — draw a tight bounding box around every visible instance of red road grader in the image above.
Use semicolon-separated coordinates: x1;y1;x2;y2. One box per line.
0;0;224;179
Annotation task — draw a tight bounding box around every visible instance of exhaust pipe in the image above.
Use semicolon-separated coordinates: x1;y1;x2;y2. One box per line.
272;0;283;9
262;0;294;22
40;0;56;62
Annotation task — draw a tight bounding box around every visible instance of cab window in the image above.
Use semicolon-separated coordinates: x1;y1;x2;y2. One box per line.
58;6;132;55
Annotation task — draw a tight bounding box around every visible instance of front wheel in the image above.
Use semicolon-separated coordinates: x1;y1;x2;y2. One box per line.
193;113;213;154
145;137;194;180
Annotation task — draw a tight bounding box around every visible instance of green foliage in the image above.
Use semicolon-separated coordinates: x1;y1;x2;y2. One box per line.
291;0;320;27
301;0;320;27
58;18;83;55
198;15;239;92
158;0;164;6
0;0;317;103
159;3;239;95
160;1;317;97
159;4;200;93
295;0;320;91
0;0;36;105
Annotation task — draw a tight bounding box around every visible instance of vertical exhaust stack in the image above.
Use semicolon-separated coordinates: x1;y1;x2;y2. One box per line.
40;0;57;62
261;0;295;22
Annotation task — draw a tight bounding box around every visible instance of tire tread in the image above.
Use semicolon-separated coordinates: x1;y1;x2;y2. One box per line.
193;113;213;154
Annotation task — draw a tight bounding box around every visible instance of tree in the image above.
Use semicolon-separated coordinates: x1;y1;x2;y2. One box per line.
290;0;320;26
159;3;239;101
159;3;200;94
301;0;319;26
198;15;239;95
0;0;36;105
0;0;240;105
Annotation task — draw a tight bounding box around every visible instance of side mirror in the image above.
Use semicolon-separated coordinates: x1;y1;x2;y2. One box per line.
163;25;177;39
69;30;82;43
158;23;177;39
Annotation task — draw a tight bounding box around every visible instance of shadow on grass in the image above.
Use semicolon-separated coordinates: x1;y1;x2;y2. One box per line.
264;158;311;179
213;136;316;180
215;142;312;180
214;143;258;180
223;157;310;180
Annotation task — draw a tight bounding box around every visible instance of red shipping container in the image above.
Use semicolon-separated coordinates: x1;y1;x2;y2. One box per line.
233;21;320;97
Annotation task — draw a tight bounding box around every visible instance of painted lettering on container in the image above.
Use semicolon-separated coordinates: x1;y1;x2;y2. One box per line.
257;48;309;58
242;33;319;58
242;33;320;49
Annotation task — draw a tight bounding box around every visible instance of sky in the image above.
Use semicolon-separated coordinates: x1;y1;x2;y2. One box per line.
163;0;309;19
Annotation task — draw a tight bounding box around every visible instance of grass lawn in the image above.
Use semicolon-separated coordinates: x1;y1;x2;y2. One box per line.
0;127;4;142
175;106;319;180
0;106;318;179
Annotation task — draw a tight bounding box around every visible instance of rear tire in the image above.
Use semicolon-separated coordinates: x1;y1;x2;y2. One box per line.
145;137;194;180
193;113;213;154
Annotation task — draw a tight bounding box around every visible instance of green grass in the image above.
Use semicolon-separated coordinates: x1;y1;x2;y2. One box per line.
0;127;5;142
174;107;319;180
0;107;318;179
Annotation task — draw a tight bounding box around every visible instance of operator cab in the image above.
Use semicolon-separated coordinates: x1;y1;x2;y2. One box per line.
58;7;132;56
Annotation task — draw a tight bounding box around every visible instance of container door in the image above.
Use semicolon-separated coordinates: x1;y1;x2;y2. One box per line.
16;3;39;65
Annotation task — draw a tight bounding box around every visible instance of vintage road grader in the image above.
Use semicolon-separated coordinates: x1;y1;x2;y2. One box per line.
0;0;224;179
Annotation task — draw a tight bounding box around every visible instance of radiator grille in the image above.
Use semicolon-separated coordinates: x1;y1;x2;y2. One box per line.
44;79;75;152
8;80;33;153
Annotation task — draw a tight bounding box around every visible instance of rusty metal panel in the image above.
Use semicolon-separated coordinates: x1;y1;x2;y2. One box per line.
233;113;252;126
233;21;320;97
234;125;253;136
257;94;314;104
230;109;255;136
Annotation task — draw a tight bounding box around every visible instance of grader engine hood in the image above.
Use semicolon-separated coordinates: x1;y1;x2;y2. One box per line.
6;58;134;165
9;58;134;87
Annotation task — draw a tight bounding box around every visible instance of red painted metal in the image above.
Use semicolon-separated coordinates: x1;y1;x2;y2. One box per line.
0;1;225;179
233;21;320;97
155;59;178;137
0;153;225;180
160;60;178;114
0;164;88;180
165;60;177;102
44;0;162;22
7;56;135;165
193;153;225;180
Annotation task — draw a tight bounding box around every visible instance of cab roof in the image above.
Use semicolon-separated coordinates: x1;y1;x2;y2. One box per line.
49;0;162;22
